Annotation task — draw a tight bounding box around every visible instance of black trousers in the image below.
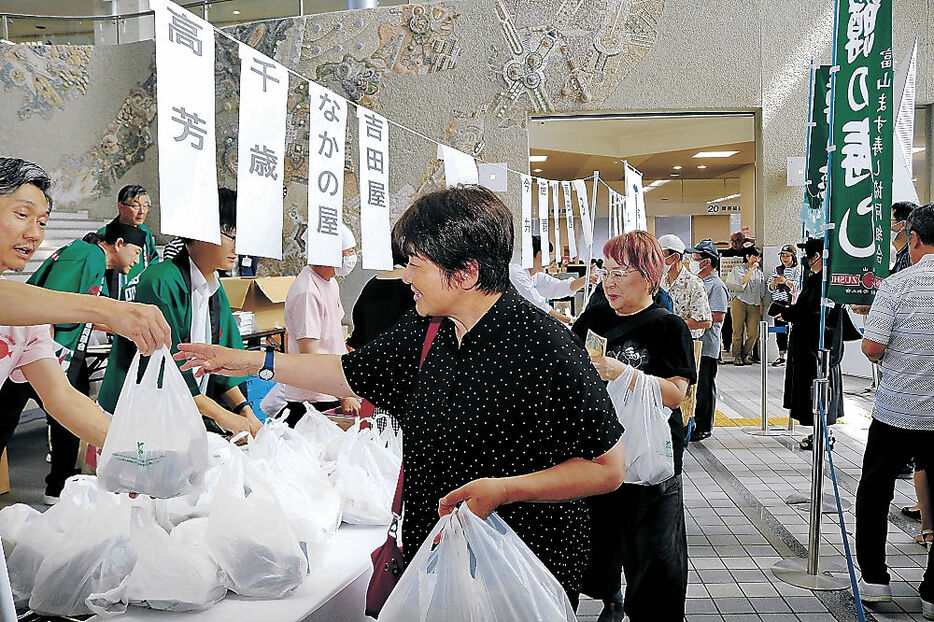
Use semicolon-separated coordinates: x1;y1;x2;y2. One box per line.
582;475;687;621
775;317;789;353
856;419;934;599
694;356;718;435
0;363;87;497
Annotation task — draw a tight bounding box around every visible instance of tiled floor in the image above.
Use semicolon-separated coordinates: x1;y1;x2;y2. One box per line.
577;361;930;622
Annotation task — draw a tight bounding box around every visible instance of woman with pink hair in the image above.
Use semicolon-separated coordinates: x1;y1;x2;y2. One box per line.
573;230;695;622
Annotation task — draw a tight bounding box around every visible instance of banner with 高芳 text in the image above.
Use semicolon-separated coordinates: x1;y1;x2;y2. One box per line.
151;0;219;244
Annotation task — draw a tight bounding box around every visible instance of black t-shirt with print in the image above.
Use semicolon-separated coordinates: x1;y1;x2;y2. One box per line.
573;301;696;475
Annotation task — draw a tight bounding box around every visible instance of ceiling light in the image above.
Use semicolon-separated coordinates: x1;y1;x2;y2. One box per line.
35;24;47;30
529;155;548;163
707;193;741;204
697;165;707;169
913;146;926;154
647;180;669;188
692;150;739;158
672;165;683;170
232;9;241;14
532;168;543;173
670;173;680;177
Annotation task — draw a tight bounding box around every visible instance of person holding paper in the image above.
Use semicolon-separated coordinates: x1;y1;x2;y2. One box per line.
509;235;588;323
174;185;625;609
97;187;262;440
573;231;695;622
0;157;170;482
97;184;160;301
277;223;361;425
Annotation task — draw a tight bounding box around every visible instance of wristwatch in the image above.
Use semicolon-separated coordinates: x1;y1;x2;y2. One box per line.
258;346;275;381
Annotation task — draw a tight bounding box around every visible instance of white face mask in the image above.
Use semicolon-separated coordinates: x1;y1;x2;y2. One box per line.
335;253;357;277
688;260;702;275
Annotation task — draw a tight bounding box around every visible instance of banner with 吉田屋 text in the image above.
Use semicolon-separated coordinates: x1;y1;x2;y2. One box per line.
359;108;393;270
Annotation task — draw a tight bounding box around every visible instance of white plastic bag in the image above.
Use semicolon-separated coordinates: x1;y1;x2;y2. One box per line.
293;403;345;461
98;346;210;498
0;504;39;557
606;364;675;485
29;493;135;617
87;507;227;613
380;505;576;622
332;420;400;525
205;485;307;598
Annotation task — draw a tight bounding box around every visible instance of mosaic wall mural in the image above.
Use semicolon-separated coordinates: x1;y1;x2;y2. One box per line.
0;44;91;119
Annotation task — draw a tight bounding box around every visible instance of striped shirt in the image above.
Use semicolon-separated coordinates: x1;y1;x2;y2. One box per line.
863;253;934;430
767;265;800;304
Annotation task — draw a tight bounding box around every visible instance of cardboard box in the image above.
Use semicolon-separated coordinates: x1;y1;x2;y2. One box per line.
222;276;294;332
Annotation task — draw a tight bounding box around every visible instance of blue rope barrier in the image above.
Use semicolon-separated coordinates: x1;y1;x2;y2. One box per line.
768;327;787;334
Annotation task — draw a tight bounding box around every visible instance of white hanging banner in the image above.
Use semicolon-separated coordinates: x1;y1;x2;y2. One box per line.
625;165;646;231
536;178;550;265
561;181;577;258
550;181;561;260
572;179;593;247
307;81;348;267
235;44;287;259
520;174;534;269
151;0;219;244
609;190;618;238
893;38;918;179
615;191;623;237
438;145;479;187
358;108;393;270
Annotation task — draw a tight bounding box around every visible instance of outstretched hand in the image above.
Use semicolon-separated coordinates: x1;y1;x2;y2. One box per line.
439;477;509;519
174;343;257;378
107;301;172;356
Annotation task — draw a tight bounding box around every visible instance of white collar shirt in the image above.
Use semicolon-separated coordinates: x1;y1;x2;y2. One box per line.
189;258;220;391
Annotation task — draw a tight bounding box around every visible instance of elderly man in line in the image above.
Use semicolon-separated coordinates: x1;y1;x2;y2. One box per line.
658;234;711;430
857;203;934;616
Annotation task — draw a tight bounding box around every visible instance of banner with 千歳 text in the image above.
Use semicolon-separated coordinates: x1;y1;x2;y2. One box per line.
826;0;892;304
151;0;219;244
235;44;288;259
307;81;347;267
359;108;393;270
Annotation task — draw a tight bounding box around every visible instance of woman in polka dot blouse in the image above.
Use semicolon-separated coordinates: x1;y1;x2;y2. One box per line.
176;185;626;609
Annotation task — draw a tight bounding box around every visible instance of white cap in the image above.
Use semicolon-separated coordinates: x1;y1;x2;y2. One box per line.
657;234;686;255
340;223;356;250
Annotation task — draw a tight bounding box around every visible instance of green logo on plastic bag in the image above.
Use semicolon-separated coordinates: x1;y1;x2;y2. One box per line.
137;441;144;455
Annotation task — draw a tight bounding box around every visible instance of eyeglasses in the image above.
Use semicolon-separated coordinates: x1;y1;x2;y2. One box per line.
594;267;640;281
122;201;149;210
221;231;236;243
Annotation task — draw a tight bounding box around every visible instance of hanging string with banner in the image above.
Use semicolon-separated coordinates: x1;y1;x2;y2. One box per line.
520;174;534;269
306;80;348;268
537;179;550;266
561;181;577;259
358;109;393;270
151;0;220;244
235;43;288;259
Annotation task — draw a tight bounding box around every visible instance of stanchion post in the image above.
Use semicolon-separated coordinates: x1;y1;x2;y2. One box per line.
760;320;769;431
807;350;830;574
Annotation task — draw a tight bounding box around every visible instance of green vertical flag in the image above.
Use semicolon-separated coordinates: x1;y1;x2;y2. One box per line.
826;0;893;304
805;65;832;212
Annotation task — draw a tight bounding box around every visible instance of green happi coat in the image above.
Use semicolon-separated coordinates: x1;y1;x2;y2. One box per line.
97;220;160;301
98;247;246;418
27;240;107;383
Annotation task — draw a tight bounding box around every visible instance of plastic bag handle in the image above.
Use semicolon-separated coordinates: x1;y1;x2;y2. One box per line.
135;345;173;390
